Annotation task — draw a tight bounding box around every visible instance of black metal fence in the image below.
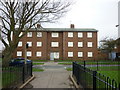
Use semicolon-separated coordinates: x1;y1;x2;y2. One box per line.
73;62;119;89
2;63;33;89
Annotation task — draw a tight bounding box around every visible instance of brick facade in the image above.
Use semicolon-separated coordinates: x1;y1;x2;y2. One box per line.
13;26;98;61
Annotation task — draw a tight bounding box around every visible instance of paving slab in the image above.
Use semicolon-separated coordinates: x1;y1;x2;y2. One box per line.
26;62;74;88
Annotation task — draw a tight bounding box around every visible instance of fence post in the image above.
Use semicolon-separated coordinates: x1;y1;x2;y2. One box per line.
84;61;86;70
30;62;33;77
93;71;97;90
97;61;98;71
22;65;25;83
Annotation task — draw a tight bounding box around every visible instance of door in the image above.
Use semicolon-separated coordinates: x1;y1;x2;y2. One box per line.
50;53;54;60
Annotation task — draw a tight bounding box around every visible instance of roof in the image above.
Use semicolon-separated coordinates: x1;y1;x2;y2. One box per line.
29;28;98;32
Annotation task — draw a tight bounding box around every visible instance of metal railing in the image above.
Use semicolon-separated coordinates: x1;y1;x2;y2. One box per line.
2;63;33;89
73;62;119;89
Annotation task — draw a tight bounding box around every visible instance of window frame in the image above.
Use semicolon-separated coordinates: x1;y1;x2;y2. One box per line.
17;51;22;56
27;42;32;47
87;32;92;38
18;41;22;47
37;32;42;37
51;42;59;47
37;42;42;47
68;32;73;37
78;42;83;47
78;32;83;38
87;42;93;47
51;32;59;37
88;52;93;57
68;42;73;47
68;52;73;57
36;52;42;57
78;52;83;57
27;51;32;57
27;32;32;37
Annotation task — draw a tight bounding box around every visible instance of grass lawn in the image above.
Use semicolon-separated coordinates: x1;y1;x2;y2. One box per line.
33;68;44;72
66;68;72;71
33;63;44;65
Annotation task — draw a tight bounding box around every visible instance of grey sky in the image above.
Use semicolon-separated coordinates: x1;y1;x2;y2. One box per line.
43;0;119;43
0;0;119;50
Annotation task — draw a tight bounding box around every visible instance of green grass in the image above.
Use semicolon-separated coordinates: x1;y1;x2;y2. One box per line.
33;68;44;72
33;63;44;65
98;71;119;84
66;68;72;71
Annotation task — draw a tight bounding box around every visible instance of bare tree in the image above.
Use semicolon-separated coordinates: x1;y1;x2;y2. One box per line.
0;0;71;66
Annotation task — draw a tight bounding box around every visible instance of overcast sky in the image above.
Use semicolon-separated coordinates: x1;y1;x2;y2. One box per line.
0;0;120;50
43;0;120;42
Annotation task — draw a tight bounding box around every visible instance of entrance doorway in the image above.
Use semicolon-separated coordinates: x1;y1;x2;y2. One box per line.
50;52;59;60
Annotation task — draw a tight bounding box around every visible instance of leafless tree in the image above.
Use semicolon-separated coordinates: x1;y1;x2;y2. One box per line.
0;0;71;66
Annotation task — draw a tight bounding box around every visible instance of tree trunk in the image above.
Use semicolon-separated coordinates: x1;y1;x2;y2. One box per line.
2;47;15;67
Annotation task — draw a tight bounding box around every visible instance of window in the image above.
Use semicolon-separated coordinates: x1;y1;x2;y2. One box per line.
78;52;83;57
27;51;32;56
78;42;83;47
68;42;73;47
27;32;32;37
17;51;22;56
87;42;93;47
36;52;42;57
88;52;93;57
19;32;23;37
68;52;73;57
51;42;59;47
78;32;83;38
27;42;32;47
54;52;59;59
87;32;92;38
37;42;42;47
37;32;42;37
52;32;59;37
18;41;22;47
68;32;73;37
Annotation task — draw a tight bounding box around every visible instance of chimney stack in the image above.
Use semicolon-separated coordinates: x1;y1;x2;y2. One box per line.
37;24;41;28
70;24;75;28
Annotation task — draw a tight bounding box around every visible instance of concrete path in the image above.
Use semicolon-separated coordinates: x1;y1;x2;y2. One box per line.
26;62;74;88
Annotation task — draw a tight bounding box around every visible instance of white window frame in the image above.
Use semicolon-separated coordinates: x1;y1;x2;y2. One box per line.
68;42;73;47
51;42;59;47
37;32;42;37
68;32;73;37
27;51;32;57
27;32;32;37
87;32;92;38
17;51;22;56
37;42;42;47
68;52;73;57
78;52;83;57
54;52;59;59
52;32;59;37
27;42;32;47
88;52;93;57
78;32;83;38
87;42;93;47
78;42;83;47
36;52;42;57
18;41;22;47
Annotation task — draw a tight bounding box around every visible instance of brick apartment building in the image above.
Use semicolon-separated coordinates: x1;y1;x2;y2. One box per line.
13;24;98;61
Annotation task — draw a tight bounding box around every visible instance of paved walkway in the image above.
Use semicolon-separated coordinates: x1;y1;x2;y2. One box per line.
25;62;74;88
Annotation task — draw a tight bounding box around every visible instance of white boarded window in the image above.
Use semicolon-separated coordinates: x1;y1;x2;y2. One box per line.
37;32;42;37
87;32;92;38
27;32;32;37
51;42;59;47
54;52;59;59
27;42;32;47
17;51;22;56
18;41;22;47
52;32;59;37
78;32;83;38
78;42;83;47
68;32;73;37
68;52;73;57
88;52;93;57
68;42;73;47
87;42;93;47
27;51;32;56
37;42;42;47
78;52;83;57
36;52;42;57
